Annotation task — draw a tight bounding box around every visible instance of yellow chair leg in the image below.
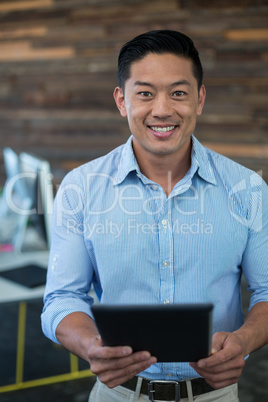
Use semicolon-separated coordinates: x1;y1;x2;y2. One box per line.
16;301;27;384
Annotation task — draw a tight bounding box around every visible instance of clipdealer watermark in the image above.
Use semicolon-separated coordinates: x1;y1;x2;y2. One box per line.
3;170;54;215
2;170;265;233
66;217;214;238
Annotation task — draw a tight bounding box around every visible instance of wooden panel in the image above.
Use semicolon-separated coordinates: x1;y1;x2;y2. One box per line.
0;27;47;39
224;28;268;41
179;0;266;8
0;1;53;12
203;143;268;159
0;41;74;61
0;0;267;187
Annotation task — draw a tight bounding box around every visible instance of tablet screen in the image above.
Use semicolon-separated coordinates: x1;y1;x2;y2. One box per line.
91;303;213;362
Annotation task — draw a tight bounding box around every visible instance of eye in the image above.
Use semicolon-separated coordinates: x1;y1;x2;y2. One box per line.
173;91;186;97
138;91;152;97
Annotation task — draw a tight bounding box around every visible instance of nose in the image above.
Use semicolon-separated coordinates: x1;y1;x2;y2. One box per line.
151;94;173;118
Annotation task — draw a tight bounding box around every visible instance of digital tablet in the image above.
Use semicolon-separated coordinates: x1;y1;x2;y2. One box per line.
91;303;213;362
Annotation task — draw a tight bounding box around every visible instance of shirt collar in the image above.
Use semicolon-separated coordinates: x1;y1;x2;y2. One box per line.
114;135;217;186
113;136;140;185
191;135;217;185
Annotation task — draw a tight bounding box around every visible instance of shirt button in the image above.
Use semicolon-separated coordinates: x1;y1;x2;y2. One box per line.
161;219;167;227
164;299;170;304
163;260;169;268
151;185;158;191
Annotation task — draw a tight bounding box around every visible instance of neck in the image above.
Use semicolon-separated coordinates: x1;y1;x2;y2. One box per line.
133;140;192;197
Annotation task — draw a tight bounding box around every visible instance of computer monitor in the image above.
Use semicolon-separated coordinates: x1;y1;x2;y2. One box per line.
0;148;31;251
19;151;54;249
0;148;54;252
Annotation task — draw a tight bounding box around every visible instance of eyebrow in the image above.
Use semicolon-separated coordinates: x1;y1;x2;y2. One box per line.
133;80;191;88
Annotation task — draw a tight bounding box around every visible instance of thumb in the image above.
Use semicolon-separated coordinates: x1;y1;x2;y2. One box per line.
211;332;228;354
95;334;104;346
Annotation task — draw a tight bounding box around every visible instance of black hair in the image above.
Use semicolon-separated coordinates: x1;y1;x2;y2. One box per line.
117;30;203;91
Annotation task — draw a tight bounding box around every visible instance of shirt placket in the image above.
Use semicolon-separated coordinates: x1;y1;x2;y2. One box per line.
158;197;174;305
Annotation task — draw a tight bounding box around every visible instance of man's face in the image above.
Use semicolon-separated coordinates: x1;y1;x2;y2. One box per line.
114;53;206;161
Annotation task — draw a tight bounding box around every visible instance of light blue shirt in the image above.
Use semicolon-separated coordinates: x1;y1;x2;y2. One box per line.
42;135;268;381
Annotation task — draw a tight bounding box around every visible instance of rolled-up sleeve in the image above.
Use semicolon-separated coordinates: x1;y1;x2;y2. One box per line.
242;176;268;310
41;170;95;344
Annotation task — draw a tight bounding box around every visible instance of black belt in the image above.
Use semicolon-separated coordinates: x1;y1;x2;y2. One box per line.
122;376;214;401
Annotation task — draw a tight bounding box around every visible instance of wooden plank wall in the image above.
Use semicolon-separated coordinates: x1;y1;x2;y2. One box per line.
0;0;267;187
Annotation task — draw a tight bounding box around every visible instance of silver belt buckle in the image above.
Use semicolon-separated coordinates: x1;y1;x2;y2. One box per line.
148;380;180;402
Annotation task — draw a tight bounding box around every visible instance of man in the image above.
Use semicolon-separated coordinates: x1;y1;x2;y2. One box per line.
42;30;268;401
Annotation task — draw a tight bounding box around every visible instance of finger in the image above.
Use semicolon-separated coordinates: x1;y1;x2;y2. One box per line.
190;358;244;391
193;342;243;370
190;359;243;376
205;377;239;390
91;350;154;374
191;364;241;387
190;354;245;375
95;335;103;346
199;368;242;390
89;342;133;361
211;332;228;353
90;335;134;358
111;351;155;369
99;356;157;389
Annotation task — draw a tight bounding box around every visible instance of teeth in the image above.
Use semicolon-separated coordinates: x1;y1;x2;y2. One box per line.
151;126;175;133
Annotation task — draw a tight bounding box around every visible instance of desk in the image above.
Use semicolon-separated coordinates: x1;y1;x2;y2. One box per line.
0;250;94;393
0;250;48;303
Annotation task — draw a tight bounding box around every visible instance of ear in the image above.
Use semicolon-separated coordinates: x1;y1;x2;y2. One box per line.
113;86;127;117
197;84;206;116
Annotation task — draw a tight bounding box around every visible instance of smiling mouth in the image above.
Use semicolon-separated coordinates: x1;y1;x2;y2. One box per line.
149;125;176;133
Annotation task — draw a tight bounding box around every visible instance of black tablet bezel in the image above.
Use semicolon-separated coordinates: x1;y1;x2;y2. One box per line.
91;303;213;362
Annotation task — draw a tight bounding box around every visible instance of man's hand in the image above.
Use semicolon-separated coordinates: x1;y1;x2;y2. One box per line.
190;332;246;389
88;335;157;388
